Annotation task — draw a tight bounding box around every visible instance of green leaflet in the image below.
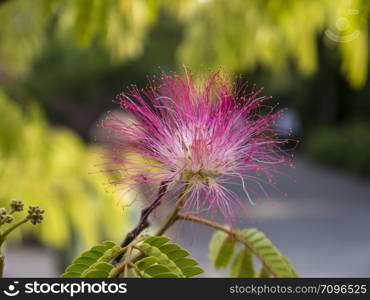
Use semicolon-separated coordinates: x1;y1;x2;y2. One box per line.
135;236;204;278
61;241;120;278
181;266;204;278
230;247;254;278
83;262;114;278
282;256;299;277
257;265;271;278
135;256;159;270
208;228;298;278
238;228;297;278
209;231;235;269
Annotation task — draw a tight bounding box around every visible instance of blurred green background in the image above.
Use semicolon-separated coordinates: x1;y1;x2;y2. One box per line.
0;0;369;275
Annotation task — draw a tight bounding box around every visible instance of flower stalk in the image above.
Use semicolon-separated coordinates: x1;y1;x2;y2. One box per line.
156;183;191;236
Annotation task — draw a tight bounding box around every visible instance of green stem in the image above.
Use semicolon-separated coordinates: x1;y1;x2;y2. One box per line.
110;235;148;278
0;217;29;246
155;184;191;236
0;217;29;278
257;264;271;278
176;213;278;277
177;213;234;234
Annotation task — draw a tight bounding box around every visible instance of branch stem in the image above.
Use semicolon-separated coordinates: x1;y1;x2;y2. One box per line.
112;181;169;265
121;181;169;247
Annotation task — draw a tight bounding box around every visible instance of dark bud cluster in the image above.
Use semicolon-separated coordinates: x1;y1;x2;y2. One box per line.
0;208;13;225
27;206;45;225
10;199;24;212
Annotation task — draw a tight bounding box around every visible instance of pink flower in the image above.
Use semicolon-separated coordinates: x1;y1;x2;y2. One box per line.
102;71;292;224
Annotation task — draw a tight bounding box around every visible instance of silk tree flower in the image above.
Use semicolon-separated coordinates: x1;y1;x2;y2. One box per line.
102;71;293;224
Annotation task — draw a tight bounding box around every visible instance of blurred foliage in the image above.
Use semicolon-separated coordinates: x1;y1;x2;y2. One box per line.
12;10;182;140
17;9;182;126
177;0;369;89
0;0;45;76
305;122;370;175
0;90;132;250
0;0;159;77
0;0;368;88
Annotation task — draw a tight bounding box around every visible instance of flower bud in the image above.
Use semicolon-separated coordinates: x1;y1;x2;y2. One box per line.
27;205;45;225
10;199;24;212
0;208;7;215
0;209;13;225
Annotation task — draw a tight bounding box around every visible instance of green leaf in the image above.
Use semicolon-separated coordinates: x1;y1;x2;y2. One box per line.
153;273;180;278
82;262;114;277
237;229;297;278
138;242;185;278
207;228;298;278
91;245;108;253
79;250;102;261
98;245;122;262
282;256;298;277
61;241;120;278
135;257;160;271
136;236;204;278
174;258;198;269
65;263;89;274
60;272;80;278
230;247;254;277
101;241;117;248
257;264;271;278
145;265;172;277
181;266;204;277
166;249;190;261
84;270;110;278
209;231;235;269
145;236;171;248
159;243;181;254
71;257;96;266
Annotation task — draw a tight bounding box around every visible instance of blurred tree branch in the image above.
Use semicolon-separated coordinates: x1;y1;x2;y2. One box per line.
0;0;368;88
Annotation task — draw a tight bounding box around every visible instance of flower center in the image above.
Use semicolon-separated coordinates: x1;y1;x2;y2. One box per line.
181;169;217;186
